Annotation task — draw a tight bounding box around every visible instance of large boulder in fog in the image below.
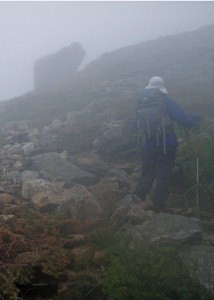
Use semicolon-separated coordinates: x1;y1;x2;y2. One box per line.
34;42;85;91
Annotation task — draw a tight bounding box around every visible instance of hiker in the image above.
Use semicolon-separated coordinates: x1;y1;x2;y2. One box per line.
135;76;200;213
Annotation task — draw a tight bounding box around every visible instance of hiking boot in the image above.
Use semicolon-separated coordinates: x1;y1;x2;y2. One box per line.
137;198;154;210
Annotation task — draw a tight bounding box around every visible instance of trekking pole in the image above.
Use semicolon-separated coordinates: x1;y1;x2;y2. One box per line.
193;132;200;218
196;135;200;208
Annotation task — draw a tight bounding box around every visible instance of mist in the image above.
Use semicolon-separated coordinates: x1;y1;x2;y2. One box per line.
1;1;214;101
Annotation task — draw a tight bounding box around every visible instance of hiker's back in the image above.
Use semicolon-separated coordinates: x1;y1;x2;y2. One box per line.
137;88;173;151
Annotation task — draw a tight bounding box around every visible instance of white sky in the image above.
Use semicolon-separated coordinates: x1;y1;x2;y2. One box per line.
0;1;214;101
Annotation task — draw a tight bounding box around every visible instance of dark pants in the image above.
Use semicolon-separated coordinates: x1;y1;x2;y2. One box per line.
135;146;176;212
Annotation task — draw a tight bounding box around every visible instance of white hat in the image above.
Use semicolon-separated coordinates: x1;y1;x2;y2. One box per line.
145;76;168;94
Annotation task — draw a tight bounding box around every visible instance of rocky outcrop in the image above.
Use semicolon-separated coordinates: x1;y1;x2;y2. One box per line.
34;42;85;91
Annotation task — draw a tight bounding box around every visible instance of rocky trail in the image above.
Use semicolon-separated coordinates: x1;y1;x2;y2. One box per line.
0;114;214;298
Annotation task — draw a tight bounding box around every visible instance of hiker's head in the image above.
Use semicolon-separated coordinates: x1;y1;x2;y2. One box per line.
145;76;168;94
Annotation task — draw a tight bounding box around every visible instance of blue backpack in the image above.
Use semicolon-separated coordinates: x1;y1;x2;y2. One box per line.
137;88;173;153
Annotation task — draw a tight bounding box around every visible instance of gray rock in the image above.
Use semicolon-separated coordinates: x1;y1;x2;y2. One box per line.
75;155;110;177
128;213;202;247
22;179;58;200
31;191;61;212
23;141;41;156
7;143;24;155
88;181;121;217
31;152;98;185
13;160;23;171
22;170;40;182
4;171;22;184
181;245;214;293
58;186;103;220
93;122;125;154
127;207;157;225
104;169;130;188
115;193;142;210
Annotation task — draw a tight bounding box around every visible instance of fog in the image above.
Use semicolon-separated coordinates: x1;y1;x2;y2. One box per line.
0;1;214;101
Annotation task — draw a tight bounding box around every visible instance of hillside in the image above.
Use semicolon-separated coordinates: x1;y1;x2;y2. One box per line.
0;23;214;126
0;24;214;299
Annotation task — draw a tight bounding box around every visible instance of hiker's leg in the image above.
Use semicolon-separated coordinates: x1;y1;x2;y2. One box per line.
152;146;176;212
135;148;157;200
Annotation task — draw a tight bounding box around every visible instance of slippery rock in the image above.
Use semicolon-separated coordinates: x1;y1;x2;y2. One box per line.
128;213;202;247
31;152;98;185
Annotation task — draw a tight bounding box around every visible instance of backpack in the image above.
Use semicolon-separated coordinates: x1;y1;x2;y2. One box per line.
137;88;173;153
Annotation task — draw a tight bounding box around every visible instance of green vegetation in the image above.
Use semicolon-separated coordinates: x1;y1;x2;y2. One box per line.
175;119;214;200
2;208;214;300
102;238;213;300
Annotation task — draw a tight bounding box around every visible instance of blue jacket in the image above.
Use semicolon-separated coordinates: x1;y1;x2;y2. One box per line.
139;96;199;148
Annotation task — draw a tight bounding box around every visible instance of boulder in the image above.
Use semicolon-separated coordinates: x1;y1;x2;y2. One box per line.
4;170;22;184
22;179;58;200
75;155;110;177
59;186;103;220
181;245;214;293
93;122;125;154
7;143;24;155
127;206;157;225
0;194;18;209
88;181;123;217
34;42;85;91
128;213;202;247
31;152;98;185
104;169;130;188
23;141;41;156
31;191;61;212
22;170;40;182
